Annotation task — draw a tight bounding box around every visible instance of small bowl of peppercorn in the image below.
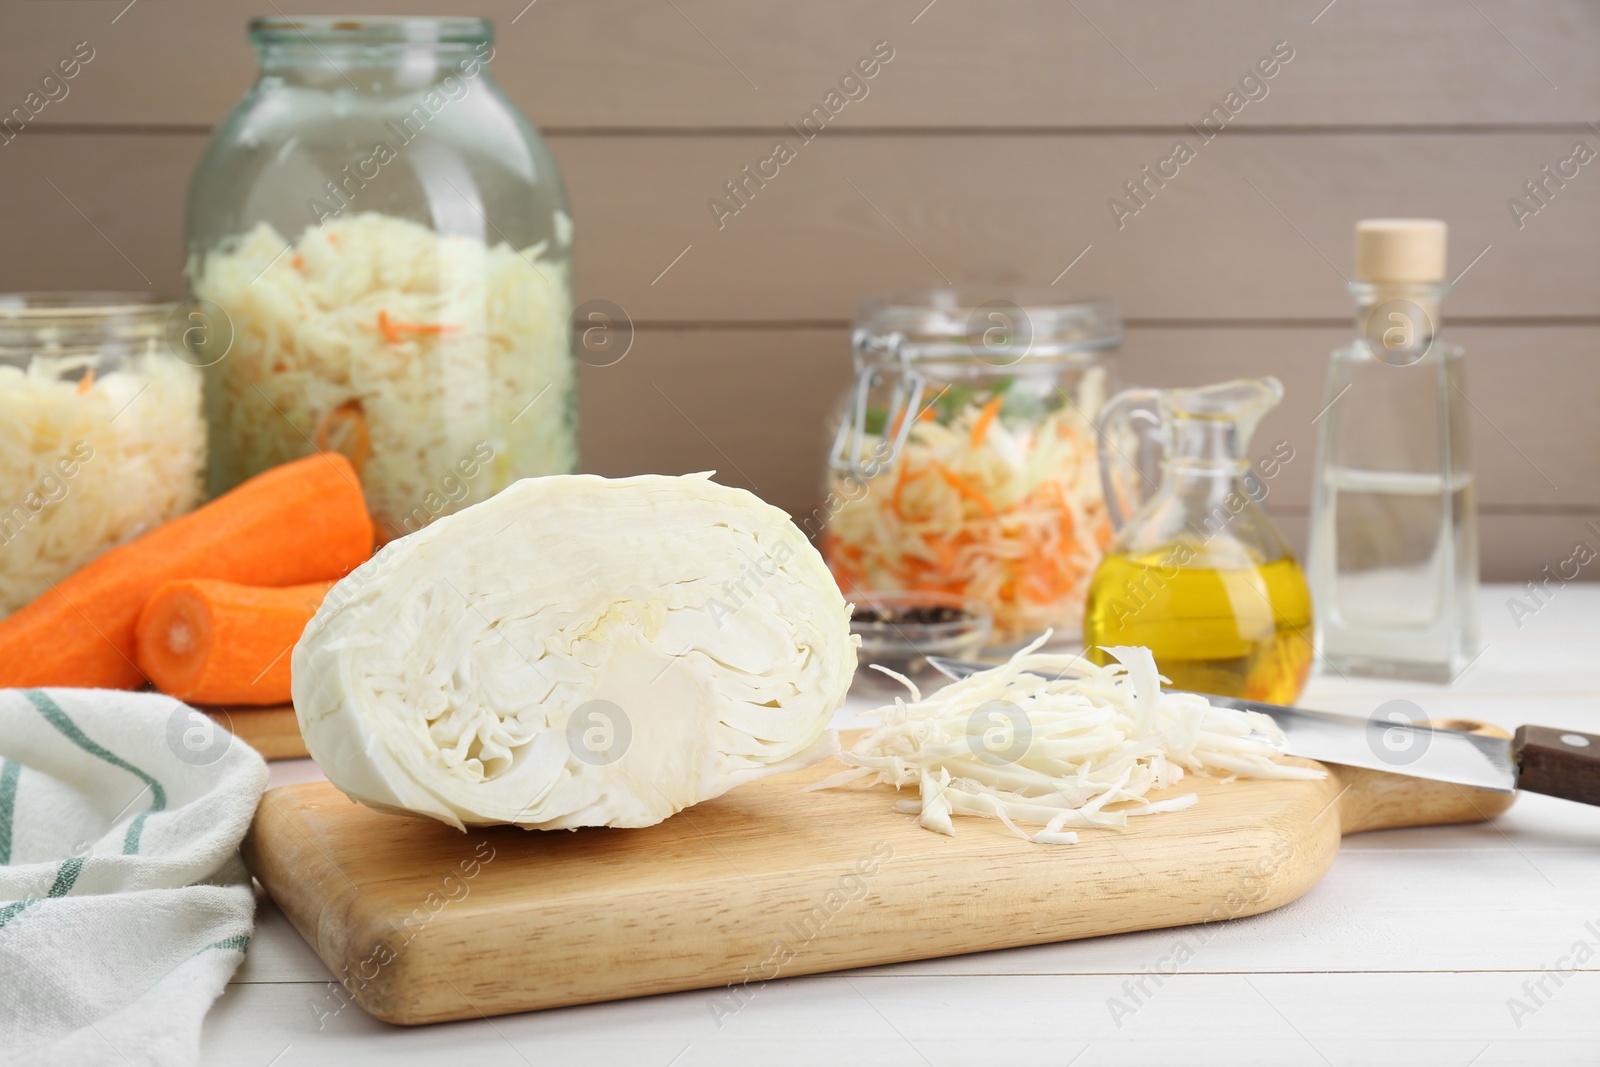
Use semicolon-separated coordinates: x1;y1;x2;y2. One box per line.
848;591;994;696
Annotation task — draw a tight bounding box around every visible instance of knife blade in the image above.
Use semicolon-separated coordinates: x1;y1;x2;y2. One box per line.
924;656;1600;806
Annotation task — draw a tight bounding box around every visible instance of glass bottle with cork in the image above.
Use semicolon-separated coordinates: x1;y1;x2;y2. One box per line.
1306;219;1479;681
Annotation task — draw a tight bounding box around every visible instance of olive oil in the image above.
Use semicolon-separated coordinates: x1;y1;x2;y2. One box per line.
1083;545;1314;704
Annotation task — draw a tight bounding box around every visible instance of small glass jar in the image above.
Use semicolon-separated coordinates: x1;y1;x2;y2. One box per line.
0;293;206;616
185;16;575;541
820;288;1121;644
849;590;993;697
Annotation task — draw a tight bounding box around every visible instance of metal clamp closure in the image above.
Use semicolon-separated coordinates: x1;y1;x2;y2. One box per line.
828;329;925;481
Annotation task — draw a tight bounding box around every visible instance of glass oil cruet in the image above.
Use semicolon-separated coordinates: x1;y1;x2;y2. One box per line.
1082;377;1314;704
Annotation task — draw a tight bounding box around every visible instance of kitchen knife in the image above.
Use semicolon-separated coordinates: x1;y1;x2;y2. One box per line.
925;656;1600;807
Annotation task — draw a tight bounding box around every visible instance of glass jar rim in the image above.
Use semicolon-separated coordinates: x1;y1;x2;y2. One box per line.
248;16;493;49
0;292;178;363
0;291;176;321
855;287;1122;361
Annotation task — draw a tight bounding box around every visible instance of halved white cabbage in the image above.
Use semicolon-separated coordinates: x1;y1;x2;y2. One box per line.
292;473;856;830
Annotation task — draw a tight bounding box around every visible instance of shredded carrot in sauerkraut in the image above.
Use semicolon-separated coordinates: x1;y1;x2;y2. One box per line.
0;353;204;616
824;392;1110;641
191;212;573;539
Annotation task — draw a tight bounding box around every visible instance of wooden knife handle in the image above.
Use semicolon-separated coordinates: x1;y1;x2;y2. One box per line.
1513;725;1600;807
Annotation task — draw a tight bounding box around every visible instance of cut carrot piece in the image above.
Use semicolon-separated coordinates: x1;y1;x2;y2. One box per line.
75;370;96;395
969;396;1004;448
0;453;373;690
136;579;333;705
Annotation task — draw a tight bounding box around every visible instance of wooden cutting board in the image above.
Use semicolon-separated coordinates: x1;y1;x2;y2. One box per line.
204;704;308;761
244;728;1515;1026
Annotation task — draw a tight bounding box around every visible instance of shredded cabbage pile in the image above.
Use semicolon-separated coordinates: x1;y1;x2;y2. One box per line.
815;635;1324;844
191;211;573;537
825;394;1109;642
0;352;204;616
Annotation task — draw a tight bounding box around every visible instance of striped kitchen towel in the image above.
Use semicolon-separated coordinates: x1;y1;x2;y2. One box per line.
0;688;267;1066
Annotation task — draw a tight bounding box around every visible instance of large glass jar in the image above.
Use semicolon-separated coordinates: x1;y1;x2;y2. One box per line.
185;16;574;541
0;294;206;616
820;289;1121;645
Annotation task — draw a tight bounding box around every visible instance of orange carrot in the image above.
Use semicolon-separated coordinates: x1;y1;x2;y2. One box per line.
76;370;96;395
932;462;997;518
969;396;1004;448
136;579;332;705
0;453;373;690
314;399;372;478
376;309;402;344
890;462;911;521
377;309;459;343
1095;515;1114;550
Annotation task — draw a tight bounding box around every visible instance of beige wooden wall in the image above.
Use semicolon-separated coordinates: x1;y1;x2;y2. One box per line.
4;0;1598;580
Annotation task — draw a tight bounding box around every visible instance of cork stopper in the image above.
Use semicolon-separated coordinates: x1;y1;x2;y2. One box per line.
1354;219;1448;284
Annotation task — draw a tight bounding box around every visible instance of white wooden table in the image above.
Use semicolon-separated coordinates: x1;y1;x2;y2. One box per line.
206;584;1600;1066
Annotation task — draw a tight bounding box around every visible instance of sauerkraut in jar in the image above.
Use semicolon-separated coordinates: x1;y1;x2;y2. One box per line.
185;17;574;541
821;290;1121;644
0;294;205;616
